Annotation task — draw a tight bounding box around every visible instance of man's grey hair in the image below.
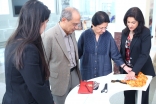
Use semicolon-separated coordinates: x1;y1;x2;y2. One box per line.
60;7;79;21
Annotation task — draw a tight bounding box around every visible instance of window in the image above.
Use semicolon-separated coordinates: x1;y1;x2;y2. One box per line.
39;0;56;13
0;0;9;15
70;0;96;16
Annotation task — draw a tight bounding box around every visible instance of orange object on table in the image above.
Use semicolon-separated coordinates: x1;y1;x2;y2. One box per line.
121;72;148;87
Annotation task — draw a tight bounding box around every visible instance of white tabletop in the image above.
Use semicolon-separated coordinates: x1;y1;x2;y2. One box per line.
65;73;152;104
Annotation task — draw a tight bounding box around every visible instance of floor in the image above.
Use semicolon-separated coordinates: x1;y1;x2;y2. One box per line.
0;37;156;104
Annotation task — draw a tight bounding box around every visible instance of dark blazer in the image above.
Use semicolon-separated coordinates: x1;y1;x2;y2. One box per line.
2;42;54;104
120;27;155;77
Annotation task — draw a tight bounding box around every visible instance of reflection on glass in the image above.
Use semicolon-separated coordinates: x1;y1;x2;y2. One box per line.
71;0;96;16
62;0;70;9
101;0;115;23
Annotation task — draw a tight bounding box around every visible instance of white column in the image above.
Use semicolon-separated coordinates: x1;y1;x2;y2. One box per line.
136;91;142;104
145;0;150;27
151;0;156;46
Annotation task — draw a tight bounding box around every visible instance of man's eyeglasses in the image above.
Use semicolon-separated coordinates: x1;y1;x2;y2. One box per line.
72;23;79;27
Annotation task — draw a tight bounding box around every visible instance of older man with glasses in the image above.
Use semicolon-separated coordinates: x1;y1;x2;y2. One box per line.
42;7;81;104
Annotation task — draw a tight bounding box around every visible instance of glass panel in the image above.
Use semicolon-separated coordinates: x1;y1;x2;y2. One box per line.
62;0;70;9
70;0;96;16
70;0;96;29
100;0;115;23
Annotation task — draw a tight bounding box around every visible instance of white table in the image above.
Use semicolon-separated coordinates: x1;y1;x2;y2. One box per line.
65;73;152;104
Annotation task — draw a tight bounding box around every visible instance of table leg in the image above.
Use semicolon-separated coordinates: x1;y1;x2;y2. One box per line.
136;90;142;104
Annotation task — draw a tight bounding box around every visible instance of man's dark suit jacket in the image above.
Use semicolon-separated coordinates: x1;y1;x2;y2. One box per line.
2;41;54;104
120;27;155;77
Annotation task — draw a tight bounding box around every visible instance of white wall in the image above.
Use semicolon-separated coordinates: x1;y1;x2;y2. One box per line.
114;0;148;32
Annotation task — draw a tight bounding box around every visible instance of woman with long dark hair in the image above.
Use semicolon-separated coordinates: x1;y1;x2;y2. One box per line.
2;0;54;104
120;7;155;104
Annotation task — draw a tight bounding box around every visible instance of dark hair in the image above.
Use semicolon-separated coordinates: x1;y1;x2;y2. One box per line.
123;7;145;36
92;11;110;27
6;0;51;80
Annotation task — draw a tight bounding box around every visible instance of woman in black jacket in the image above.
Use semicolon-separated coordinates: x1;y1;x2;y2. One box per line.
120;7;155;104
2;0;54;104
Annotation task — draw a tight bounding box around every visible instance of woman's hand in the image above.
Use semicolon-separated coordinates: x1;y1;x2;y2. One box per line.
125;71;136;80
123;66;132;73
